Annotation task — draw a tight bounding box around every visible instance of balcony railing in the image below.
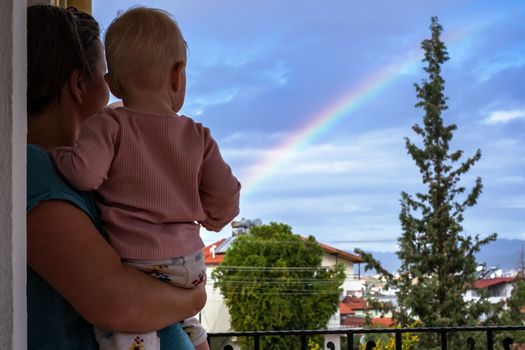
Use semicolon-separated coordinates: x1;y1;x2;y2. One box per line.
208;325;525;350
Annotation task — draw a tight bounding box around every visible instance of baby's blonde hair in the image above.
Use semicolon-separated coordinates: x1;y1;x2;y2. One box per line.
104;7;187;93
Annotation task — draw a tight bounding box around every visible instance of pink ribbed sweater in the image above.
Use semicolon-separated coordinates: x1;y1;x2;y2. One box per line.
52;107;241;260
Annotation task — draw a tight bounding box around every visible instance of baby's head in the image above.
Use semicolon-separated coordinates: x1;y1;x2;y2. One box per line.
104;7;187;104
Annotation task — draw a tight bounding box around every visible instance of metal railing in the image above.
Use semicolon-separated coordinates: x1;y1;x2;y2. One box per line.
208;325;525;350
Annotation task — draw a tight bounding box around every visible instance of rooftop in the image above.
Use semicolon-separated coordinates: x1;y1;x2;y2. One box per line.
204;236;362;266
474;277;515;289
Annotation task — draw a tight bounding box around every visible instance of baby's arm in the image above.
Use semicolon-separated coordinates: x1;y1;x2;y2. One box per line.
51;112;119;191
199;128;241;231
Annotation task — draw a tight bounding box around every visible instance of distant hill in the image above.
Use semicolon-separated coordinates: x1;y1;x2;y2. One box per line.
363;238;524;274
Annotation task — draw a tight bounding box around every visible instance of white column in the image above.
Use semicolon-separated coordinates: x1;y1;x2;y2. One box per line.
0;0;27;349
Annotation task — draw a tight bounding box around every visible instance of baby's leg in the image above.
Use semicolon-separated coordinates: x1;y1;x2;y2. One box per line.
124;252;206;289
125;252;208;349
183;317;209;350
177;252;208;349
94;328;159;350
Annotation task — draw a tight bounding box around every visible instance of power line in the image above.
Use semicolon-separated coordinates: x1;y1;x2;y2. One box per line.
202;238;398;244
209;276;358;282
207;280;343;287
208;277;360;282
210;279;343;283
213;266;340;271
206;291;342;295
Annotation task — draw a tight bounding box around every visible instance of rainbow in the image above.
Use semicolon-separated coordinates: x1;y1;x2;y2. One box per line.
240;22;483;197
241;52;420;196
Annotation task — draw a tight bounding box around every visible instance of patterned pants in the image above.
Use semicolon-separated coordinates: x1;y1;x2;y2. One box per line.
94;251;207;350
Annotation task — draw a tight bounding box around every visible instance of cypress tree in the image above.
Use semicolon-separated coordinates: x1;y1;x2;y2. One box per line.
356;17;497;332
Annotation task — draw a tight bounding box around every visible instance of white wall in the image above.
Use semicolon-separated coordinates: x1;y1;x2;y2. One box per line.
0;0;27;349
321;255;363;296
201;267;234;333
321;255;354;277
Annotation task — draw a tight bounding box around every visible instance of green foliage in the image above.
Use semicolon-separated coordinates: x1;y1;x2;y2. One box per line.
307;338;322;350
496;279;525;345
359;321;421;350
355;16;497;339
505;279;525;324
360;332;420;350
212;223;345;350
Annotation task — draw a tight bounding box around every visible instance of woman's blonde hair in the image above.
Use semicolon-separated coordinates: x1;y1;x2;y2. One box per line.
104;7;187;93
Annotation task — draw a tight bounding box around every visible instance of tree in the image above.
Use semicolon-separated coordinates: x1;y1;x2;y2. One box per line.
212;223;345;350
500;279;525;325
496;251;525;345
355;16;497;334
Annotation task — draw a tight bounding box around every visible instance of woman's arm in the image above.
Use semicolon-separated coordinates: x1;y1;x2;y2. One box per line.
27;200;206;333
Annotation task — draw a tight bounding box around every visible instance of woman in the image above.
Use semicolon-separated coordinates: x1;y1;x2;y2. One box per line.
26;5;204;349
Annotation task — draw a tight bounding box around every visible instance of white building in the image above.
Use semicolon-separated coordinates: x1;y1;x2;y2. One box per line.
464;277;515;306
200;234;363;350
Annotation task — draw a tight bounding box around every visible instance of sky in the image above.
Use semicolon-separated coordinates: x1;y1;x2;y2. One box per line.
93;1;525;253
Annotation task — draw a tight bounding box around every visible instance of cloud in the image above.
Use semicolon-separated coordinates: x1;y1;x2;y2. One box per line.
259;62;290;87
482;108;525;125
498;197;525;209
221;121;525;248
220;128;420;246
493;176;525;185
220;130;286;147
478;51;525;82
183;88;239;116
221;127;416;190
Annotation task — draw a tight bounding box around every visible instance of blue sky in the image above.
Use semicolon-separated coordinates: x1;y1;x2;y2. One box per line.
93;1;525;252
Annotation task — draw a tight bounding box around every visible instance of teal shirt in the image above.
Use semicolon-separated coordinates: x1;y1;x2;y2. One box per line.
27;144;193;350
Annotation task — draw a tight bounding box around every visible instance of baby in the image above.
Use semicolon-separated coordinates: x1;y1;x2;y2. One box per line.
52;7;241;350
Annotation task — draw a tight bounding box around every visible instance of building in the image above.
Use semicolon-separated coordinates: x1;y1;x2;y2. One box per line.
200;223;363;349
464;277;516;306
339;295;394;328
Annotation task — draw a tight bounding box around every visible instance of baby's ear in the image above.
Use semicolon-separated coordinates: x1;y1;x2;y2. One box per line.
104;73;123;99
170;62;186;93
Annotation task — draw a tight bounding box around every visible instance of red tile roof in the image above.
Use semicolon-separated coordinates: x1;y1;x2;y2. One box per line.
341;317;366;327
341;296;369;311
203;239;227;265
203;237;362;265
474;277;514;289
339;302;355;315
312;240;363;263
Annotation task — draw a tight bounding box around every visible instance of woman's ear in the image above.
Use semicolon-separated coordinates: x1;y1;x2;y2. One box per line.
68;69;84;105
170;62;186;93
